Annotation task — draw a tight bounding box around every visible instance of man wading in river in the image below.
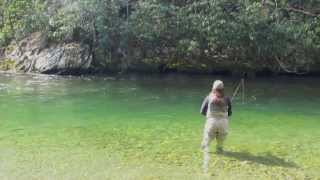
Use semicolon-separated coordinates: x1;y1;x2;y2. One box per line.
200;80;232;172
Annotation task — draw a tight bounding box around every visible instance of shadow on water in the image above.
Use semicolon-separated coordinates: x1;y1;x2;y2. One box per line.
221;150;299;168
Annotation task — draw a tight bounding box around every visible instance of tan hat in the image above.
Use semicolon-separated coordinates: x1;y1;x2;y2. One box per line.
212;80;224;90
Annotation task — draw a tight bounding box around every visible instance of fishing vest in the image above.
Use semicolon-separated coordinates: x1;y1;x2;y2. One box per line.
207;94;229;118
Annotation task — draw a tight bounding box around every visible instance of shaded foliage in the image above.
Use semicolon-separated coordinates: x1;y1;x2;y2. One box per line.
0;0;319;74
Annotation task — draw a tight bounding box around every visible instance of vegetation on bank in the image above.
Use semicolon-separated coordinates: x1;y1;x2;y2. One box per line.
0;0;320;74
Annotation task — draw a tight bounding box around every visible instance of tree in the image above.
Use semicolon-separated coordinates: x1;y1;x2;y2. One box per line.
1;0;319;74
0;0;47;46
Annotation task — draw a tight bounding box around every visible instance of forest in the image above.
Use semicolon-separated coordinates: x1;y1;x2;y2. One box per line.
0;0;319;74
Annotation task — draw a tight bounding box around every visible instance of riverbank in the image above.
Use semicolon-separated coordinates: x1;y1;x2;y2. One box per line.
1;32;320;77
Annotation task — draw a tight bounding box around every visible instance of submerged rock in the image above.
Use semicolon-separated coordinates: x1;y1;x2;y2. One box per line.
2;32;92;74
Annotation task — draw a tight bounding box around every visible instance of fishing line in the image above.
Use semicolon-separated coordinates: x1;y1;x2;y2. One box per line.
231;78;245;104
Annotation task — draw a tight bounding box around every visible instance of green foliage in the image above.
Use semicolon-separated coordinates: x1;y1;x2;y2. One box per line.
0;0;47;46
0;0;319;73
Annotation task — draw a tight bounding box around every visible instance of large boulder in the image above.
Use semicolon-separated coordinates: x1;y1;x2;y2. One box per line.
2;32;92;74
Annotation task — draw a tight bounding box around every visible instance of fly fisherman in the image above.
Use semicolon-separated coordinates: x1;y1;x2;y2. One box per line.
200;80;232;172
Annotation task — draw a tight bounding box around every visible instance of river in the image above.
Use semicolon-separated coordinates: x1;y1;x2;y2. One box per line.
0;73;319;179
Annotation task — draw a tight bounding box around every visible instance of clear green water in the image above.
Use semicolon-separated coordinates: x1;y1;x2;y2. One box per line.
0;73;319;179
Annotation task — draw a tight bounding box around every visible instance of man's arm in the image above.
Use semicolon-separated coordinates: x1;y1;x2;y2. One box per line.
200;96;209;116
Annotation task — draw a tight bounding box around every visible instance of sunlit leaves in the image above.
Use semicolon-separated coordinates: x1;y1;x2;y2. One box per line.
0;0;319;72
0;0;47;46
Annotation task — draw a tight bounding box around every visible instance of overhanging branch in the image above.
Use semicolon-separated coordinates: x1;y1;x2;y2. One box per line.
285;7;320;17
275;56;308;75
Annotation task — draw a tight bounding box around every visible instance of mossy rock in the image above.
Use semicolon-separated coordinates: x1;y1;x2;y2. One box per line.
5;44;17;55
0;58;16;70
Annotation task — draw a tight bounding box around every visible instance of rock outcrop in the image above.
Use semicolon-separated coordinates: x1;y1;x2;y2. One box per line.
1;32;92;74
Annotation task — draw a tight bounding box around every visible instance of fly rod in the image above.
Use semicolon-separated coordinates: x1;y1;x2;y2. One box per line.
231;78;245;104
